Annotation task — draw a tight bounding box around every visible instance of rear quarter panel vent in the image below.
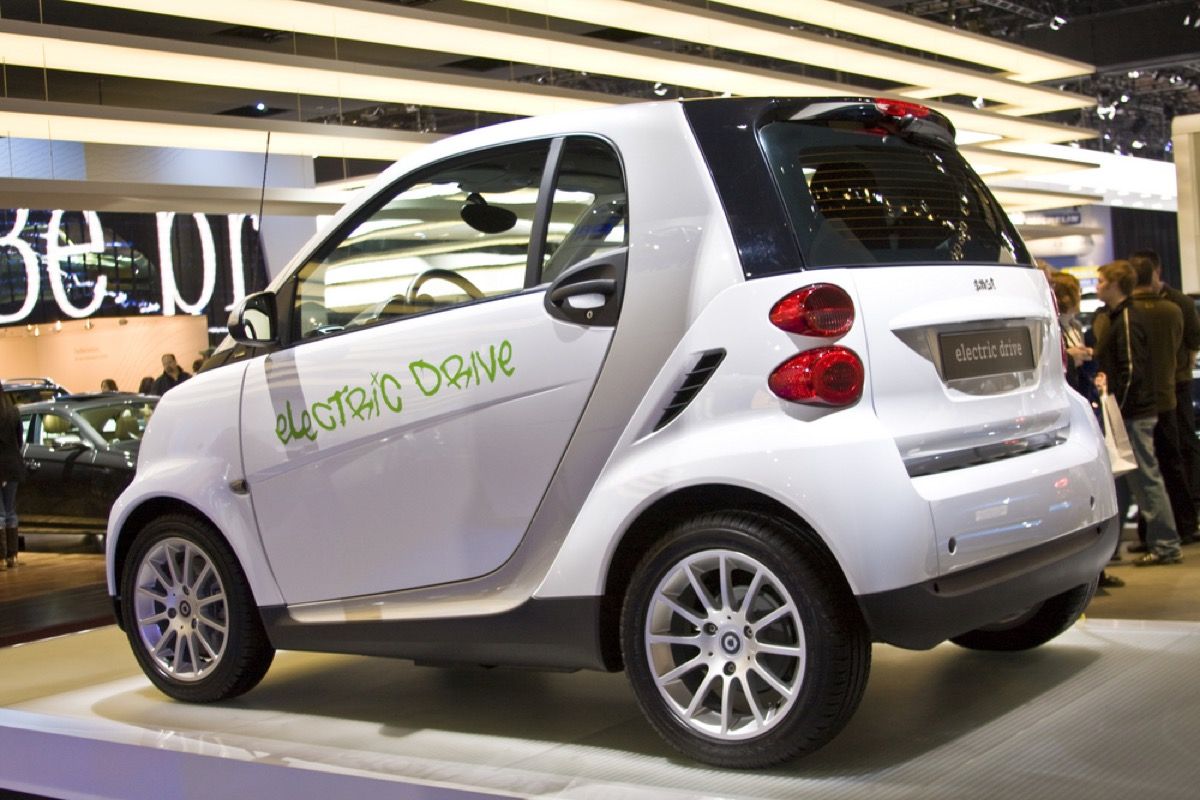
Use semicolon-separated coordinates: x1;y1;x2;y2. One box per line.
653;349;727;432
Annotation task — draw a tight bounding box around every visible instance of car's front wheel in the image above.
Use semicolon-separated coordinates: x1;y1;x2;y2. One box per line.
621;512;870;768
949;579;1097;652
120;513;274;702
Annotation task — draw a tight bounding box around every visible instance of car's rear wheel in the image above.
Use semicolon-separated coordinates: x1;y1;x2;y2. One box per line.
120;514;274;702
620;512;870;768
949;579;1097;651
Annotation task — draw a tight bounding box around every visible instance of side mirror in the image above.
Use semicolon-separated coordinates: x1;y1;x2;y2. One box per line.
228;291;278;346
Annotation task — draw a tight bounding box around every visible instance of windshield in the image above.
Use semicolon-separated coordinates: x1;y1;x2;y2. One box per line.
77;400;157;443
759;121;1030;268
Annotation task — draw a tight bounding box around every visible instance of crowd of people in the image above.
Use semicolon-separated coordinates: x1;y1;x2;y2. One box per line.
1050;249;1199;588
98;352;201;398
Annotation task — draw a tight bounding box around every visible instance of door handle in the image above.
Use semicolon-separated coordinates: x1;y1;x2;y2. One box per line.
543;249;626;327
548;278;616;305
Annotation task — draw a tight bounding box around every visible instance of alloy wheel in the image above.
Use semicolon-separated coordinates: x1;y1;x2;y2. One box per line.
132;536;229;682
643;548;806;740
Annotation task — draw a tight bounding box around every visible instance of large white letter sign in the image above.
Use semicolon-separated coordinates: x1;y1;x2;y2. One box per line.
158;212;216;316
0;210;40;324
226;213;248;311
46;210;108;318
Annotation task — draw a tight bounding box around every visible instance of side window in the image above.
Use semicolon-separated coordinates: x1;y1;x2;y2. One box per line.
293;142;551;340
541;138;627;284
33;413;85;449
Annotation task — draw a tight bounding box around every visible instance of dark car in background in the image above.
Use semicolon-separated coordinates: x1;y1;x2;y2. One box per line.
2;377;70;405
17;394;157;538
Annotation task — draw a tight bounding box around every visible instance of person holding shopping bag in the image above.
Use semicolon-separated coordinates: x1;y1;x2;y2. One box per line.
1093;259;1183;566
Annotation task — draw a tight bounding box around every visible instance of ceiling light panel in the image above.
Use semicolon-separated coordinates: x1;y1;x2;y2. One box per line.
65;0;1094;131
711;0;1093;83
39;2;1099;165
462;0;1092;114
0;21;618;117
0;20;1092;151
0;98;438;160
61;0;855;100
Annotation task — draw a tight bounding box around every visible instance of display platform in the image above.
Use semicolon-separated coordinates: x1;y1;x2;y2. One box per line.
1;619;1197;799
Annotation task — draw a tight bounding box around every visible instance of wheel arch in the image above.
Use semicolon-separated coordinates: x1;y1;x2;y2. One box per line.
111;496;256;629
598;483;855;670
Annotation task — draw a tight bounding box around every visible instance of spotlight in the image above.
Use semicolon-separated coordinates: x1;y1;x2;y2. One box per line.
972;96;985;109
1132;140;1146;149
652;82;669;97
1049;15;1067;30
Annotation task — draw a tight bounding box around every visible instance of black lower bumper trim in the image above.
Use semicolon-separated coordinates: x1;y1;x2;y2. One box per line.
857;514;1119;650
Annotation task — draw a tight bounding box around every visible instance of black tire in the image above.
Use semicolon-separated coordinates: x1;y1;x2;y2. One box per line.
120;513;275;702
949;579;1097;652
620;511;871;768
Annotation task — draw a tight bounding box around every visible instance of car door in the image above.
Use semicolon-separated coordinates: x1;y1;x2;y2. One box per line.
19;410;109;533
241;137;629;604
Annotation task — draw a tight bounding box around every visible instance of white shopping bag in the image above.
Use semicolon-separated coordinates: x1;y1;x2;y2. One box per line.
1100;390;1137;476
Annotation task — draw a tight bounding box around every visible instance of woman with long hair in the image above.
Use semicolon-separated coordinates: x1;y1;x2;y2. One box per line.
0;389;25;568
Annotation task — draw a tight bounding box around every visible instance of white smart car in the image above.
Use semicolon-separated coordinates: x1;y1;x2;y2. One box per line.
107;97;1118;768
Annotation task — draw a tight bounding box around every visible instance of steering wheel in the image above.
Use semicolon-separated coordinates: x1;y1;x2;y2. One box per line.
406;268;484;303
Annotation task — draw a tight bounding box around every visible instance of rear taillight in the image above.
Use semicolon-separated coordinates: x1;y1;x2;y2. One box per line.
769;283;863;406
875;98;931;119
1046;279;1067;370
769;284;855;337
769;347;864;406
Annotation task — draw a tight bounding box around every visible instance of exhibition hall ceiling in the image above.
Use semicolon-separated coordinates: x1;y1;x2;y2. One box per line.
0;0;1192;211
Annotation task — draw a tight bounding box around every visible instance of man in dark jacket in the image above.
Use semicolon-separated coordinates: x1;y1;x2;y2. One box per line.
1133;249;1200;542
1094;259;1182;565
1128;255;1194;544
151;353;191;396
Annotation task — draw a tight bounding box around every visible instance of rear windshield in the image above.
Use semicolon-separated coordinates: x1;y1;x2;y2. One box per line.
759;121;1029;268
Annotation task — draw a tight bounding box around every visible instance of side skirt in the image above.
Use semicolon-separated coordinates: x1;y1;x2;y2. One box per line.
260;595;618;672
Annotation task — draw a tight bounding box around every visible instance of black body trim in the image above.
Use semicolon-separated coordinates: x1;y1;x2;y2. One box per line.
857;514;1119;650
261;596;614;672
683;98;803;279
526;136;565;287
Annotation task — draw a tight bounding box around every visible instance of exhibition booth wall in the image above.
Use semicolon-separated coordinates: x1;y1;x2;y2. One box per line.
0;314;208;394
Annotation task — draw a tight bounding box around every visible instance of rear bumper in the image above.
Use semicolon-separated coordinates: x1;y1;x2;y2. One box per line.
856;513;1118;650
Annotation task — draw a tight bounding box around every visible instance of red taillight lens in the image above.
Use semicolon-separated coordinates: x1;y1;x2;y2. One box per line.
769;284;855;337
875;98;931;119
769;347;864;406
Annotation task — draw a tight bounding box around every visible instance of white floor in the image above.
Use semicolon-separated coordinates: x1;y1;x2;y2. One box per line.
1;619;1198;799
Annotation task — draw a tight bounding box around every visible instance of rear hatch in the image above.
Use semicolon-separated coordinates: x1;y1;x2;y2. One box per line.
686;97;1080;569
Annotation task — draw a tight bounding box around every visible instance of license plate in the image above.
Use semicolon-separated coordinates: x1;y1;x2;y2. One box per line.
939;328;1034;381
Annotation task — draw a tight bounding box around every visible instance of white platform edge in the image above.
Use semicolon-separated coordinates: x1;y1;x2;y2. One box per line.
0;706;516;800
